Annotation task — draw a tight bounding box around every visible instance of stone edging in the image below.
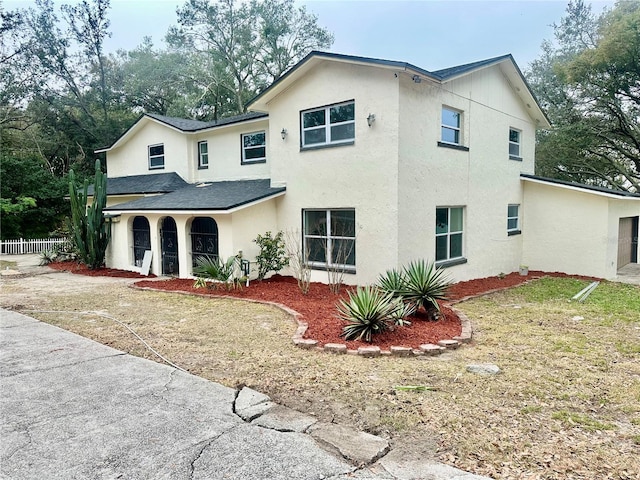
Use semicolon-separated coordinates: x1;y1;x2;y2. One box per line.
291;305;473;358
133;283;534;358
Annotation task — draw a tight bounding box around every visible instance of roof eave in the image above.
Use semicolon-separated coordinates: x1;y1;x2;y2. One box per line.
521;174;640;199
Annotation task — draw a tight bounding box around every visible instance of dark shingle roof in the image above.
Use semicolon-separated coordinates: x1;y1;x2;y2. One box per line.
431;54;512;80
146;111;268;133
105;179;285;211
521;174;640;198
88;172;188;196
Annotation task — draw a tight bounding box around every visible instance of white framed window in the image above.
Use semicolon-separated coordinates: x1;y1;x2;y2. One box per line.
242;131;266;164
301;101;355;148
303;209;356;270
509;128;521;159
436;206;464;262
148;144;164;169
198;141;209;169
441;107;461;145
508;204;520;234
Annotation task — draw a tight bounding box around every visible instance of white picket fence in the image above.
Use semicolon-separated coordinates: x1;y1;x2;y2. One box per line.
0;237;69;255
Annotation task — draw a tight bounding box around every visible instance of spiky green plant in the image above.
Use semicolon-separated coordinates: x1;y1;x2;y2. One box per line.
68;160;110;269
389;298;416;326
399;260;452;313
377;268;406;296
338;286;400;342
193;256;239;290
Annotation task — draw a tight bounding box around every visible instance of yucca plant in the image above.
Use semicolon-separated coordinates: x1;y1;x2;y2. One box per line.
377;268;406;296
399;259;452;313
389;298;416;326
338;286;399;342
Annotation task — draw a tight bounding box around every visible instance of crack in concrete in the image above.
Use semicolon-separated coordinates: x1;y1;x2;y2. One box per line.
187;425;241;480
1;353;127;378
2;422;33;461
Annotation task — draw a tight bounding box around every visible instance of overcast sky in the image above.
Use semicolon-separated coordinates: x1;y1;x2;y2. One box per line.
5;0;614;71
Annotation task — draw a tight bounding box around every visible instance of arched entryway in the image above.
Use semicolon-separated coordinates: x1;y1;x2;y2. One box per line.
191;217;219;268
132;216;151;267
160;217;179;275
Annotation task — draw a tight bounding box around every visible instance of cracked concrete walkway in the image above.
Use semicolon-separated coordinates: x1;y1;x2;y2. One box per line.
1;309;491;480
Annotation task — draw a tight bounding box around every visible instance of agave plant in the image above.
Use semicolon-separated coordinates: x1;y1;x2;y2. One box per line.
389;298;416;326
399;259;452;313
338;286;399;342
377;268;406;296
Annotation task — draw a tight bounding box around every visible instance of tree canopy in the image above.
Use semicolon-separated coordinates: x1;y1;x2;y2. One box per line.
527;0;640;192
0;0;333;238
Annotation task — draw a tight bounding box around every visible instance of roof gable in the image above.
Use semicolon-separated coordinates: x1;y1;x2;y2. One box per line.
248;51;550;128
95;111;268;153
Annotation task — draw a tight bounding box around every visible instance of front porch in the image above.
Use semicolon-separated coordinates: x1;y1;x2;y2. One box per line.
616;262;640;285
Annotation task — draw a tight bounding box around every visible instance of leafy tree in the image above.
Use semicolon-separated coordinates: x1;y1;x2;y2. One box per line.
528;1;640;192
167;0;333;117
0;154;68;239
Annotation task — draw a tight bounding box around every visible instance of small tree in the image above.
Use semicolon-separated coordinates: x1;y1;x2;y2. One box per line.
283;229;312;294
253;231;289;280
68;159;110;269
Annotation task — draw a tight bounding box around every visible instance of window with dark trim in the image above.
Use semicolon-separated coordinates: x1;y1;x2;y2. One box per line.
301;101;355;149
436;206;464;263
303;209;356;270
509;128;522;160
242;131;266;164
148;144;165;169
508;204;521;235
441;107;461;145
198;141;209;169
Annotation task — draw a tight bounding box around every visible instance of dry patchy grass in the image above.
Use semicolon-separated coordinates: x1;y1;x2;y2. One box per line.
2;273;639;479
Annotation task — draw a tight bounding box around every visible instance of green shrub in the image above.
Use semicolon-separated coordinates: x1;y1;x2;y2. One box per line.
253;231;289;280
338;286;399;342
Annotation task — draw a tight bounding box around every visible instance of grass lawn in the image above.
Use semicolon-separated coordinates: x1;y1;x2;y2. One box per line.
3;274;639;479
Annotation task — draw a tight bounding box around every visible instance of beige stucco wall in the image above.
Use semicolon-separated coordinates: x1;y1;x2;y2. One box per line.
263;61;401;285
189;119;270;183
397;66;538;282
106;121;190;179
522;181;640;279
105;118;270;184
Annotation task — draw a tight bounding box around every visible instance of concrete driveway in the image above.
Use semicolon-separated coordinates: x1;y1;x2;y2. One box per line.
1;308;490;480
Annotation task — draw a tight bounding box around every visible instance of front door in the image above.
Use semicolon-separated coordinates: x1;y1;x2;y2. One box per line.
617;216;639;269
161;217;179;275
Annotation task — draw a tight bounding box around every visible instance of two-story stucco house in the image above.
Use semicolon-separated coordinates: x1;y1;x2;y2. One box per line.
97;51;640;283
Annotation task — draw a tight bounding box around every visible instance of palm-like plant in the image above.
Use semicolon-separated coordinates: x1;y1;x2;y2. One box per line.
399;260;452;312
193;256;239;289
338;286;399;342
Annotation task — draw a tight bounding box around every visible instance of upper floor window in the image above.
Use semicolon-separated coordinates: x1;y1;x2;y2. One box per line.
508;204;521;235
242;131;266;164
509;128;522;160
441;107;461;145
198;141;209;169
301;101;355;149
436;206;464;263
148;144;164;170
303;209;356;271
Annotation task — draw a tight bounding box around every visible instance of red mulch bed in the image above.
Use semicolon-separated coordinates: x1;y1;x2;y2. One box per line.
47;261;155;279
52;262;601;350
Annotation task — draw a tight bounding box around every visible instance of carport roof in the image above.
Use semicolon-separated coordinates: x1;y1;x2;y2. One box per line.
104;179;285;212
521;174;640;199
